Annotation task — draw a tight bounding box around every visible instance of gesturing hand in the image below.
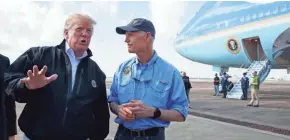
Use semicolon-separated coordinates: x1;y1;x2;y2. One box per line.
20;65;58;90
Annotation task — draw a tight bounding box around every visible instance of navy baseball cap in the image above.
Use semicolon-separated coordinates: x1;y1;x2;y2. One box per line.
116;18;156;38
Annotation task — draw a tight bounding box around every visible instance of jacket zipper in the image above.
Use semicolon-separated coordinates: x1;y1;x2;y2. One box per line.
76;69;83;95
62;56;86;126
62;53;72;126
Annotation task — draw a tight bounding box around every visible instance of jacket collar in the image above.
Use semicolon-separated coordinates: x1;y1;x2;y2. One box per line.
57;39;93;57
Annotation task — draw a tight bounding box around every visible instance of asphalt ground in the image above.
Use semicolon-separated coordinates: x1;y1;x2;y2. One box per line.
13;80;290;140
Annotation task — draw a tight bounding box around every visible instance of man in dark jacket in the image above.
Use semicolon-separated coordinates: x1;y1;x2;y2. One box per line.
221;72;228;98
181;71;192;103
4;13;110;140
0;54;17;140
240;72;249;100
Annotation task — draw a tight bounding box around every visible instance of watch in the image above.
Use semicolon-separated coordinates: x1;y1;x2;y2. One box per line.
152;107;161;119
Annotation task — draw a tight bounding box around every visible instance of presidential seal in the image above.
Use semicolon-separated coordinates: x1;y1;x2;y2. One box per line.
226;37;240;54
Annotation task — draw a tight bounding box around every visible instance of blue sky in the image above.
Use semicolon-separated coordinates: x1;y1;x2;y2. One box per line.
0;1;288;79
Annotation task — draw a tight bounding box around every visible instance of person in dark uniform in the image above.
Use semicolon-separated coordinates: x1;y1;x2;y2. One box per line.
0;54;16;140
240;72;249;100
181;71;192;103
221;72;228;98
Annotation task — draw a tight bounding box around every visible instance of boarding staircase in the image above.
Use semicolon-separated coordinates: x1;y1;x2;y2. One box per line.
227;59;271;99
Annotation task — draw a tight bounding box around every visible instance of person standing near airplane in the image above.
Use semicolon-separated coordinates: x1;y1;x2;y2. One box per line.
240;72;249;100
181;71;192;103
4;13;109;140
221;72;228;98
108;18;188;140
247;71;260;107
213;73;220;96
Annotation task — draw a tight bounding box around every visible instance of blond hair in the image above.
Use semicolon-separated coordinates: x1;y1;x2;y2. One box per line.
64;13;96;30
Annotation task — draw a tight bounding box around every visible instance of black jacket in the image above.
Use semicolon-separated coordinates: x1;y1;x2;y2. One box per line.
4;40;110;139
182;76;191;89
0;54;8;140
213;76;220;85
0;54;17;137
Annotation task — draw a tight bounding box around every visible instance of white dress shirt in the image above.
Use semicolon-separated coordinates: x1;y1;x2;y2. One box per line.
65;42;88;90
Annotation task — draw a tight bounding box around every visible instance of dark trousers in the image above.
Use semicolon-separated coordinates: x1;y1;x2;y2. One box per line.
114;125;165;140
222;85;227;98
186;88;190;103
242;88;248;100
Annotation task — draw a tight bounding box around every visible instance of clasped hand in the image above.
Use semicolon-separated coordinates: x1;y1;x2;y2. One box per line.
118;100;155;122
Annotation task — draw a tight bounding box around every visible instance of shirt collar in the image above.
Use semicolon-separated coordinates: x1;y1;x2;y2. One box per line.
131;51;158;81
134;50;158;67
65;42;88;60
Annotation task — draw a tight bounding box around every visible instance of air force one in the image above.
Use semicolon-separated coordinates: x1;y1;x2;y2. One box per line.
174;1;290;99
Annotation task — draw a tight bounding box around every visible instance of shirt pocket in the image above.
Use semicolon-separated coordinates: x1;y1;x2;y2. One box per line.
150;80;171;107
151;80;171;93
118;79;134;104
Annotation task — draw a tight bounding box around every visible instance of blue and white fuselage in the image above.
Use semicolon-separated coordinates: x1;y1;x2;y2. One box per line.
175;1;290;70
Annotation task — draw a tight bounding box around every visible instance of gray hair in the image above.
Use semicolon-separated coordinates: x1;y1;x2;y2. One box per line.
139;31;154;44
64;13;96;30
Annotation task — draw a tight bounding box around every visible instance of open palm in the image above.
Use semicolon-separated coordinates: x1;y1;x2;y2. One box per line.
20;65;58;90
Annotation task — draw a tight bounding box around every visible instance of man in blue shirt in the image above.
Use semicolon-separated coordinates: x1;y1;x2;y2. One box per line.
108;18;188;140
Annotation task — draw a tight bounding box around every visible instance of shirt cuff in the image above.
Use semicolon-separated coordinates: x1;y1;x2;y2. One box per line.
171;104;188;120
107;95;119;103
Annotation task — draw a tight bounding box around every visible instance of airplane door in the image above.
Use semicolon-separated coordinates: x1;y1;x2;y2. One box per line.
242;37;266;62
256;40;266;61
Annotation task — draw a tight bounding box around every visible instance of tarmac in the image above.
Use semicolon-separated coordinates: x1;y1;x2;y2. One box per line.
14;80;290;140
188;81;290;134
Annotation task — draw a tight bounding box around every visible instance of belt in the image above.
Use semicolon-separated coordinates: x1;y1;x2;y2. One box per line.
119;124;163;137
28;135;88;140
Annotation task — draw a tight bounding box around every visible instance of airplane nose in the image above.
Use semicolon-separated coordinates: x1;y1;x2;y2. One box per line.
174;36;194;61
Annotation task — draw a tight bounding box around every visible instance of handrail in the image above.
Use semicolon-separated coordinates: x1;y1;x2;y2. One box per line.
239;64;245;69
259;54;267;61
234;64;246;79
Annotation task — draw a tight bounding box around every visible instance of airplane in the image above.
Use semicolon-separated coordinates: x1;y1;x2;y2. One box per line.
174;1;290;99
